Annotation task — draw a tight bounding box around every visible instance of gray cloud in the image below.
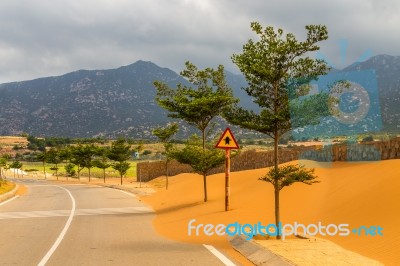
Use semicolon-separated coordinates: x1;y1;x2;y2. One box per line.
0;0;399;83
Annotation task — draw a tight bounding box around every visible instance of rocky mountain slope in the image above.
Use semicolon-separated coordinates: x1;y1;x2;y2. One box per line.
0;55;398;138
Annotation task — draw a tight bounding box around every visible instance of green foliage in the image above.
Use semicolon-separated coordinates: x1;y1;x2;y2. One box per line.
70;145;88;179
46;148;62;165
142;150;152;156
108;138;132;184
155;62;238;198
58;146;73;162
171;135;226;176
93;146;111;183
0;158;7;167
36;151;47;162
69;144;98;181
112;162;130;179
153;123;179;189
226;22;331;139
1;154;11;160
64;163;76;177
10;160;22;169
12;145;24;150
26;135;107;152
260;165;319;191
108;139;131;163
0;157;8;180
227;22;330;238
362;135;374;142
92;158;111;170
153;123;179;143
153;123;179;160
155;61;238;145
46;148;63;178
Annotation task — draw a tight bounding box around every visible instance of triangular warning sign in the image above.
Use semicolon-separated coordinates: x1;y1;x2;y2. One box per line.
215;128;239;149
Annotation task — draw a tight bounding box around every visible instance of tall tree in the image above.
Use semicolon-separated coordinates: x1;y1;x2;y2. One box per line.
0;154;11;181
83;144;97;182
70;145;87;181
10;160;23;178
107;139;131;185
93;146;111;183
59;147;74;180
47;148;62;180
154;62;238;201
170;135;226;201
152;123;178;189
70;145;96;181
225;22;331;238
0;157;7;182
36;151;48;179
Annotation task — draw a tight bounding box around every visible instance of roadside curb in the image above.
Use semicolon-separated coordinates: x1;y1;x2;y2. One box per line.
0;183;19;203
96;183;155;197
228;235;294;266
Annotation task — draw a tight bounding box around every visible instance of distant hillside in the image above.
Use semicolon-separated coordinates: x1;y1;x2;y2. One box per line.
0;55;399;138
343;54;400;131
0;61;188;138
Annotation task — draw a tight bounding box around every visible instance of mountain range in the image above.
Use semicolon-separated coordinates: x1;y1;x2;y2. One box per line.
0;55;399;138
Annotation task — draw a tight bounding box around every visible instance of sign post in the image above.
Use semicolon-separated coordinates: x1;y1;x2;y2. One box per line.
215;128;239;211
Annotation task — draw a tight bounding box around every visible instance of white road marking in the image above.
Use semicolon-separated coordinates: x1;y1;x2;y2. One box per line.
203;244;236;266
0;206;153;219
108;187;137;198
38;185;76;266
0;195;19;206
117;189;137;197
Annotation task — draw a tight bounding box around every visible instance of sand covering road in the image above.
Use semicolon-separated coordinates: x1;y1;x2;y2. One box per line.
141;159;400;265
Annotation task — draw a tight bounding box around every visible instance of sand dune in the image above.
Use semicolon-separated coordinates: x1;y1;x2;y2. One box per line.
141;159;400;265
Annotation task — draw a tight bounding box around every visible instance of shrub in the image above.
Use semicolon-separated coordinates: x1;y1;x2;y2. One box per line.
142;150;152;156
65;164;76;176
362;136;374;142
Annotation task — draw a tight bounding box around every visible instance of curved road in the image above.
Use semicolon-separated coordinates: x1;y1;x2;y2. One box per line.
0;179;238;265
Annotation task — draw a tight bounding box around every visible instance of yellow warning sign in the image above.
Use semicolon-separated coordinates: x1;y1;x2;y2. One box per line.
215;128;239;149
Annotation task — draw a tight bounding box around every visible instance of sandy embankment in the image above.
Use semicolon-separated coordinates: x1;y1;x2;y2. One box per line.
141;159;400;265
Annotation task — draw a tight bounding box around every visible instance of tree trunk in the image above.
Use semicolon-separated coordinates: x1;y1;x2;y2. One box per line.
203;173;208;202
273;82;281;239
274;186;281;239
165;161;169;190
43;161;46;180
120;174;123;185
78;166;81;181
88;168;91;182
103;169;106;183
55;163;58;181
202;129;206;151
202;129;207;202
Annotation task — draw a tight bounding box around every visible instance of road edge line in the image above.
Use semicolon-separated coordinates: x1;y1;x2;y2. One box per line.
0;195;19;206
38;186;76;266
203;244;236;266
0;184;19;204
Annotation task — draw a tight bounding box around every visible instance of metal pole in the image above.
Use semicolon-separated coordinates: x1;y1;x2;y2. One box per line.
139;167;142;188
225;148;230;211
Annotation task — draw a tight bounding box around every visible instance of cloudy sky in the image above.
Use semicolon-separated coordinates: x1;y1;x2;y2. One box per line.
0;0;399;83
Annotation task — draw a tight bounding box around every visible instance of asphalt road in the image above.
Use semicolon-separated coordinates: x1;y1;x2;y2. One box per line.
0;179;238;265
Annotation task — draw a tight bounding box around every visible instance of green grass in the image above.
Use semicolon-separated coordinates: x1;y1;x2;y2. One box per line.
22;161;138;179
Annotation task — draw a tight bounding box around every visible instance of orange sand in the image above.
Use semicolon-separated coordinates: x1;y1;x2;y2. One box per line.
16;184;28;196
141;159;400;265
